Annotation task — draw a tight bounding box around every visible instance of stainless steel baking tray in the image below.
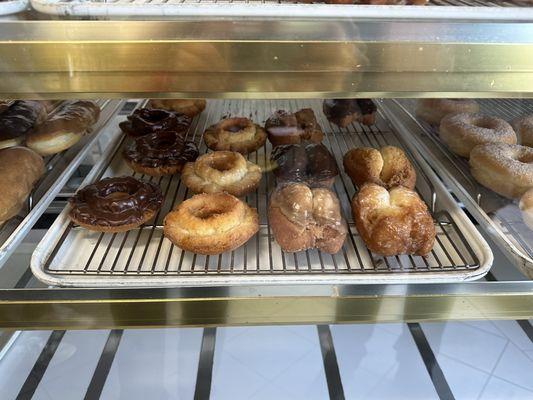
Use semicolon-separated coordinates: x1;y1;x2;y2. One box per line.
381;99;533;278
30;0;533;20
31;99;492;287
0;99;123;270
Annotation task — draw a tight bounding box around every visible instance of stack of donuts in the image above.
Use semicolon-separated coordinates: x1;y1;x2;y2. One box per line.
416;99;533;229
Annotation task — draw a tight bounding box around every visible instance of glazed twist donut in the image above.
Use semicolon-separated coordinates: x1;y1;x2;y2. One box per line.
469;143;533;199
343;146;416;189
416;99;479;125
351;183;435;256
204;117;266;154
440;113;516;158
268;183;347;253
181;151;262;197
513;115;533;147
163;192;259;255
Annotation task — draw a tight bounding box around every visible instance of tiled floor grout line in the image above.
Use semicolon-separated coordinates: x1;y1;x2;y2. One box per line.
408;323;455;400
317;325;345;400
83;329;123;400
194;327;216;400
476;340;510;400
15;330;66;400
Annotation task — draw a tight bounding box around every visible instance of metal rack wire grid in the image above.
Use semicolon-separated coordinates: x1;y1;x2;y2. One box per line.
42;99;481;278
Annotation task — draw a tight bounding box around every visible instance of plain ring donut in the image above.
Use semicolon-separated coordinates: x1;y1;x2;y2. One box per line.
181;151;262;197
204;117;266;154
513;115;533;147
416;99;479;125
440;113;516;158
163;192;259;255
469;143;533;199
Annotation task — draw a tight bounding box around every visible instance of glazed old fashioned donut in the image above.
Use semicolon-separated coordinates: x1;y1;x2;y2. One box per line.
119;108;191;137
181;151;261;197
268;183;347;254
323;99;377;128
26;100;101;156
69;176;163;233
416;99;479;125
265;109;323;147
123;130;199;176
513;115;533;147
351;183;435;256
163;192;259;255
204;117;266;154
148;99;206;118
440;113;516;158
469;143;533;199
519;188;533;230
270;141;339;188
343;146;416;189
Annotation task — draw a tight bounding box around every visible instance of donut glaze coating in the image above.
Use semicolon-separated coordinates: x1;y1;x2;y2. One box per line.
119;108;191;137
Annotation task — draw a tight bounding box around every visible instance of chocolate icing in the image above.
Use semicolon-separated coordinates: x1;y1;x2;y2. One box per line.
119;108;191;137
0;101;48;140
31;100;100;136
123;130;199;168
69;176;163;227
270;141;338;187
265;109;322;137
323;99;376;121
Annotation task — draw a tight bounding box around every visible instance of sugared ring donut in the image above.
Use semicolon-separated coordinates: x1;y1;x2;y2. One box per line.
163;192;259;255
181;151;262;197
440;113;516;158
204;117;267;154
119;108;191;137
469;143;533;199
69;176;163;232
123;130;199;176
416;99;479;125
148;99;206;118
513;115;533;147
519;188;533;230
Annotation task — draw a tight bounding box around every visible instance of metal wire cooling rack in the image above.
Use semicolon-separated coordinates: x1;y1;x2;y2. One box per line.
391;98;533;276
31;99;493;287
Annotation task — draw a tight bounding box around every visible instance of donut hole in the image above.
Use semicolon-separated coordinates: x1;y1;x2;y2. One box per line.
220;118;250;133
104;191;131;201
141;109;172;123
192;205;228;219
517;153;533;164
472;119;496;130
209;158;235;172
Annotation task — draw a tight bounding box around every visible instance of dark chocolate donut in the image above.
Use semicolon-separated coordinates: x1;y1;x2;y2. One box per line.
119;108;191;137
270;141;338;188
69;176;163;232
323;99;377;127
265;108;323;147
0;100;48;141
123;130;199;176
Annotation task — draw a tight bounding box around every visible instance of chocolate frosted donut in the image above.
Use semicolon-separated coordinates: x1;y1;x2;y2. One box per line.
265;108;323;147
123;130;199;176
0;101;48;150
323;99;377;128
270;141;338;188
69;176;163;232
119;108;191;137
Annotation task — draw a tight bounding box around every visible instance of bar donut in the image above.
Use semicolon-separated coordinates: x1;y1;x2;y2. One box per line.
439;113;516;158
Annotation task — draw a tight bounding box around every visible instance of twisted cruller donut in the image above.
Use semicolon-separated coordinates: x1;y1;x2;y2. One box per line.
268;183;347;253
519;188;533;230
416;99;479;125
469;143;533;199
440;113;516;158
343;146;416;189
148;99;206;118
163;192;259;255
513;115;533;147
181;151;261;197
204;117;266;154
351;183;435;256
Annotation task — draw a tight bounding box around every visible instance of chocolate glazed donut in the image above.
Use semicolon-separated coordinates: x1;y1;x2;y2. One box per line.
119;108;191;137
123;130;199;176
69;176;163;232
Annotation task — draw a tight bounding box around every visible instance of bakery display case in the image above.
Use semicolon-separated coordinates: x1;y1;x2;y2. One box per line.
0;0;531;335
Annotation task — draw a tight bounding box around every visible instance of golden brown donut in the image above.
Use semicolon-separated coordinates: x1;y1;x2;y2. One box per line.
181;151;262;197
265;109;323;147
469;143;533;199
519;188;533;230
351;183;435;256
416;99;480;125
148;99;206;118
440;113;516;158
343;146;416;189
513;115;533;147
163;192;259;255
204;117;266;155
268;183;347;254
